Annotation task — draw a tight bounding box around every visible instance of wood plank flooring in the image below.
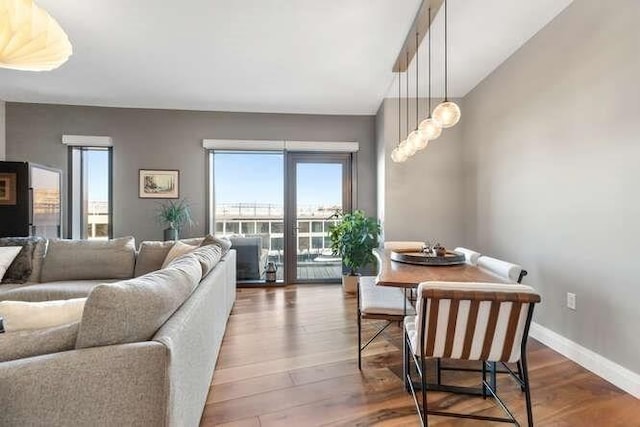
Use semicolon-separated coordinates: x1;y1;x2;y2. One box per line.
201;285;640;426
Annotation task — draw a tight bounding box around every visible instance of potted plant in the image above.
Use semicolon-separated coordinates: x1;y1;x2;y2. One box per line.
157;199;194;241
328;210;381;294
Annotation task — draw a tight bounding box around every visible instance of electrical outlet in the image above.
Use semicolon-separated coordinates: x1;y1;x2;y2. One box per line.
567;292;576;311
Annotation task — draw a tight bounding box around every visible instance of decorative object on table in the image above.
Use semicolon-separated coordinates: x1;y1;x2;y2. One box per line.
156;199;194;241
0;0;73;72
0;173;17;205
328;210;381;294
264;262;277;283
0;162;62;238
390;248;465;266
433;243;447;257
139;169;179;199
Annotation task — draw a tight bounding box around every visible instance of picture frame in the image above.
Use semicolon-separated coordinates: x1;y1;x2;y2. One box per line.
0;173;17;205
139;169;179;199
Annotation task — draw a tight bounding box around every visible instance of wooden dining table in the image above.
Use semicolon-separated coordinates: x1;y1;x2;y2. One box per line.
372;248;512;396
373;248;511;288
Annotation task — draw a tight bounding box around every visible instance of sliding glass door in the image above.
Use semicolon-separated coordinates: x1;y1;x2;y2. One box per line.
211;150;351;284
285;153;352;283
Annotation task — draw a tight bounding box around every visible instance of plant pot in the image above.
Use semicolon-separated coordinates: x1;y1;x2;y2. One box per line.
342;274;358;294
164;227;178;241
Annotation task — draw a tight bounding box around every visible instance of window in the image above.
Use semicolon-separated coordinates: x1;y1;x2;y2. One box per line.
69;147;112;240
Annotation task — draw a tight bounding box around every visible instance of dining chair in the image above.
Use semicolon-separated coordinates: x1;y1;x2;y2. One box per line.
453;247;481;265
477;255;528;283
404;281;541;426
357;276;414;370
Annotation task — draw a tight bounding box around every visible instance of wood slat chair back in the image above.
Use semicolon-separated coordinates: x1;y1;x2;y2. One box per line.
404;281;541;426
411;282;540;363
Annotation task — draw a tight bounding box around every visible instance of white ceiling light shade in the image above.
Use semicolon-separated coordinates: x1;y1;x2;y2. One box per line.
0;0;72;71
433;101;461;128
433;0;461;128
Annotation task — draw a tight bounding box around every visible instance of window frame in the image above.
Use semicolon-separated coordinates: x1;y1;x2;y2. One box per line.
67;146;114;239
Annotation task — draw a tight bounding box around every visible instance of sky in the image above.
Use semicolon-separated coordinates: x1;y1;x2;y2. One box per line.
87;149;110;201
213;152;342;208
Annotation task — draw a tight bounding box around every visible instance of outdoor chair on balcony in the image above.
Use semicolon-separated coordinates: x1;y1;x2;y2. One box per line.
357;276;414;370
404;281;541;426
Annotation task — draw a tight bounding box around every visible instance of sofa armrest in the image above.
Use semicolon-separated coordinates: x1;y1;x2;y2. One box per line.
0;341;168;427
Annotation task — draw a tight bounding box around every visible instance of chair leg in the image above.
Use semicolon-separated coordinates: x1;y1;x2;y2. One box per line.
517;360;526;392
521;352;534;427
481;360;487;399
436;358;442;385
421;356;428;426
403;331;411;392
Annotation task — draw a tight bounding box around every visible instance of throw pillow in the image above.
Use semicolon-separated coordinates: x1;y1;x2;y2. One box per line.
0;247;22;281
161;241;197;268
0;237;41;283
0;322;79;363
200;234;232;255
0;298;87;332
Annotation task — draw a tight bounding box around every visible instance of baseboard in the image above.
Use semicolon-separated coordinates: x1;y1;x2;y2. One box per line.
529;322;640;399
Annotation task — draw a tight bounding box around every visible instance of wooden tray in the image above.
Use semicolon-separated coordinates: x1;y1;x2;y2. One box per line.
390;249;466;266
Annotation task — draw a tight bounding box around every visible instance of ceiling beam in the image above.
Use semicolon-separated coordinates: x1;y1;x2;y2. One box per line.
392;0;445;72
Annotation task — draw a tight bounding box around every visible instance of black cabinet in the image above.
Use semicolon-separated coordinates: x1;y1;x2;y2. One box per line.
0;161;62;238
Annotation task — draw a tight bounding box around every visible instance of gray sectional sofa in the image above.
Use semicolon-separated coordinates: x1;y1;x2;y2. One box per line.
0;235;236;426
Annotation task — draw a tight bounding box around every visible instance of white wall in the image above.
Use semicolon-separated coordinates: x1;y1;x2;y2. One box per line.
0;100;5;160
377;97;465;248
462;0;640;373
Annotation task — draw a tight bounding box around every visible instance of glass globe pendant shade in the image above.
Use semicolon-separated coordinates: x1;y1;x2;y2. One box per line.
433;101;461;128
406;130;425;153
0;0;73;71
398;139;415;158
415;135;429;151
391;147;407;163
418;117;442;141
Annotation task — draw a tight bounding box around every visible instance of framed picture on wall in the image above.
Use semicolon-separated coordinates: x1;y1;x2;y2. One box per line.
0;173;17;205
139;169;179;199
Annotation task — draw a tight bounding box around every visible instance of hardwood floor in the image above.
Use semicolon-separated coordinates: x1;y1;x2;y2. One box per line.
201;285;640;426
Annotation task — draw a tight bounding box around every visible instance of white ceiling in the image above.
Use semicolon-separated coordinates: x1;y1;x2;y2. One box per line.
0;0;572;115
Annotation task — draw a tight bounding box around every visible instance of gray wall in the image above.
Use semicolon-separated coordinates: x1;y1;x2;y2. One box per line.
376;97;465;248
0;100;5;160
462;0;640;372
5;104;376;242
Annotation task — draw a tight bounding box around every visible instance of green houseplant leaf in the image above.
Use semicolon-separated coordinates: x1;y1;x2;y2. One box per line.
156;199;195;231
328;210;381;276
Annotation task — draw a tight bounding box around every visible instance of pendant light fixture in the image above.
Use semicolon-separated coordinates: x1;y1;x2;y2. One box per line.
432;0;461;128
391;71;407;163
418;6;442;141
406;31;428;153
398;51;416;158
0;0;73;71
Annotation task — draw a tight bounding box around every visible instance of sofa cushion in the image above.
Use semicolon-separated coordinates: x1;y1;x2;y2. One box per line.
0;280;118;302
41;237;136;282
28;238;49;283
0;237;44;284
161;241;197;268
134;237;209;277
0;298;86;332
201;234;232;255
76;255;202;349
189;244;223;277
0;247;21;281
0;322;79;362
